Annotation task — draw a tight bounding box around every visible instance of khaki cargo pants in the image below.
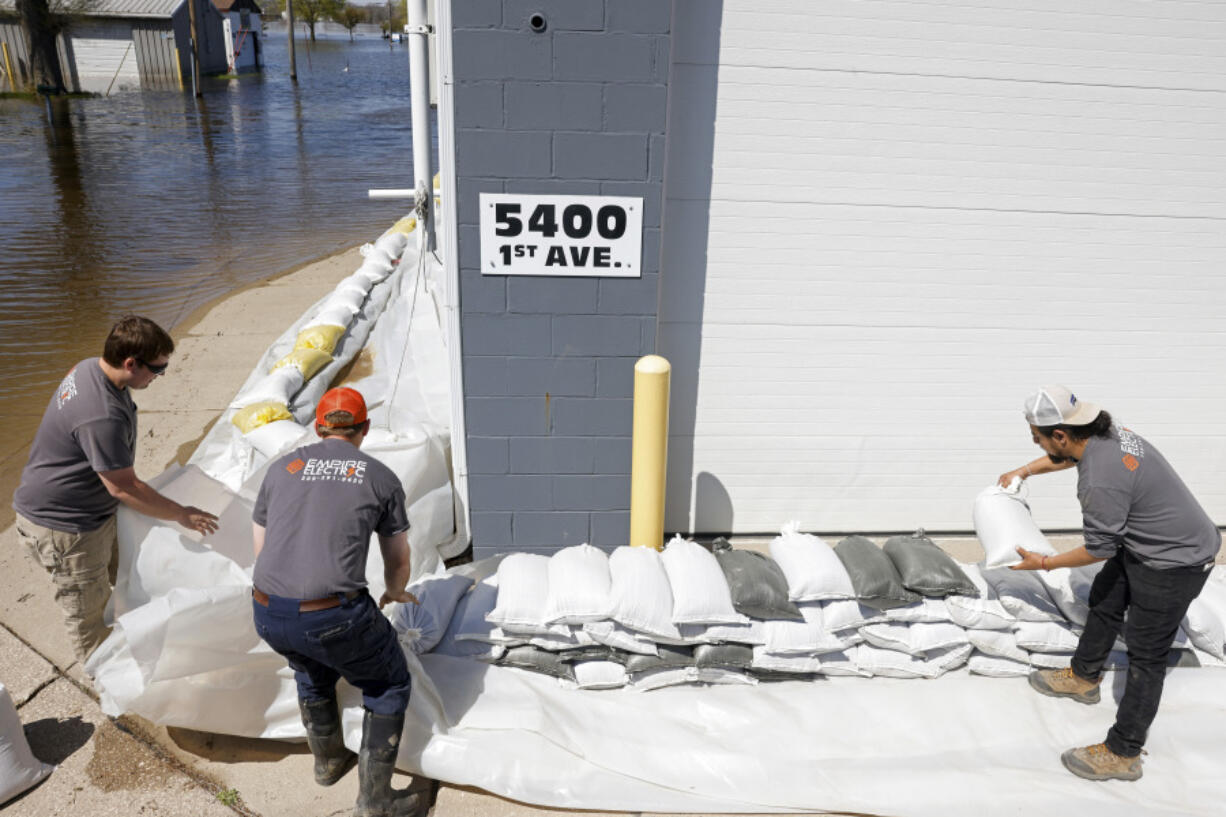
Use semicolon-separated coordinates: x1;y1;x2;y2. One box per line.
15;513;119;664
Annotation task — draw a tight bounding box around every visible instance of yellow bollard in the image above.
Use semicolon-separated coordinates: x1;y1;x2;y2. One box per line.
2;42;15;89
628;355;670;550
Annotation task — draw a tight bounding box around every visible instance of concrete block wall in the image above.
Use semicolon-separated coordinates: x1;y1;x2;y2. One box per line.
451;0;671;559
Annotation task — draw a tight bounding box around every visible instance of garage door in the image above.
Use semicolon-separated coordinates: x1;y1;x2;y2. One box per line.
71;21;140;91
659;0;1226;534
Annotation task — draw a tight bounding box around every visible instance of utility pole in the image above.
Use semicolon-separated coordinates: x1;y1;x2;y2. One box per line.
186;0;201;96
286;0;297;80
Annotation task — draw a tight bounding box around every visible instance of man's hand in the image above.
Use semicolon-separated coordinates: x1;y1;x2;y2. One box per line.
997;469;1026;489
379;589;420;609
178;506;219;535
1010;547;1048;571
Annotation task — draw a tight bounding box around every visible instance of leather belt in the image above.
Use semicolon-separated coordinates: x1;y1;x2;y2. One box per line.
252;587;361;612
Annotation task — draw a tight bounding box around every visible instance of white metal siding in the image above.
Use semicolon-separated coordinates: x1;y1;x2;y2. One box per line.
660;0;1226;534
71;21;140;88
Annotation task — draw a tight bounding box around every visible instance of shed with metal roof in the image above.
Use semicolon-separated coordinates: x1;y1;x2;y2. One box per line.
0;0;227;92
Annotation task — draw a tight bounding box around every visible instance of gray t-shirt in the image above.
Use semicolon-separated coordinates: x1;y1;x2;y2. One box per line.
1077;426;1221;569
13;358;137;533
252;438;410;599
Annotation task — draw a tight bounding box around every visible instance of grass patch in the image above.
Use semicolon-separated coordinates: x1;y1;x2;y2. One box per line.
215;788;241;807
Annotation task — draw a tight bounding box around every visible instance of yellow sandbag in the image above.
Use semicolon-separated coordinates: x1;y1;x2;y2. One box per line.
391;215;417;235
294;324;346;355
231;401;292;434
273;347;332;381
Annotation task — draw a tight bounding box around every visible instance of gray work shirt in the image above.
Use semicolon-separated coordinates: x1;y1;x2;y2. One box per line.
252;438;409;599
1077;426;1221;569
13;358;137;533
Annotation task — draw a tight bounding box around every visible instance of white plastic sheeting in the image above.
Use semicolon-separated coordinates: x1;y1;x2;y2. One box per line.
90;223;460;736
0;682;52;805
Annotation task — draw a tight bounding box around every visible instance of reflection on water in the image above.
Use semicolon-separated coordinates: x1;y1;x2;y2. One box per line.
0;34;432;512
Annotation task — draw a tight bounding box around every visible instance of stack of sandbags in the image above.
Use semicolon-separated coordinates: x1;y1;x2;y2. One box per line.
229;229;411;456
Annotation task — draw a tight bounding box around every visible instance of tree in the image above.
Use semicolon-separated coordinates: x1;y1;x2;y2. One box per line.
292;0;341;41
260;0;283;21
14;0;80;93
334;3;363;41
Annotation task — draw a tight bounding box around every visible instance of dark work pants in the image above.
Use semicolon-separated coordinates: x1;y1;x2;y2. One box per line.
1071;550;1210;757
253;590;412;716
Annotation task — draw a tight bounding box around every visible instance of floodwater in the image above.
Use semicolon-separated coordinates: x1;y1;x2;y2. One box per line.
0;32;432;514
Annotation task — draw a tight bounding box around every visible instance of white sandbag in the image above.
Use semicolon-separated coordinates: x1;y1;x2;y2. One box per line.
981;567;1064;622
768;523;856;602
373;231;409;259
678;621;766;646
573;661;628;690
1026;650;1076;669
529;628;597;652
434;578;520;658
0;682;52;805
337;273;373;297
968;652;1030;677
973;482;1057;568
883;598;952;624
1038;563;1104;628
1184;574;1226;660
360;241;397;269
818;599;881;632
854;644;931;679
302;301;358;330
946;563;1015;631
815;647;871;677
1014;620;1083;653
243;419;311;459
582;621;658;656
544;544;614;624
860;622;969;657
967;629;1030;664
237;366;305;408
660;536;748;626
608;546;682;640
762;612;854;657
390;573;474;654
751;647;823;674
327;287;368;315
925;643;974;677
485;553;553;632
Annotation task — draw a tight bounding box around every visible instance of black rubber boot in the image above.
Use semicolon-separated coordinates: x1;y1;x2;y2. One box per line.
299;697;357;786
353;709;422;817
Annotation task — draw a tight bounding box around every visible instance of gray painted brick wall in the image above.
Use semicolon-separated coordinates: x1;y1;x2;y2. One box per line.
452;0;671;559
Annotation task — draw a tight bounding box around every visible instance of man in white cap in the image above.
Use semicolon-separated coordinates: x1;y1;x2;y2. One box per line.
999;385;1220;782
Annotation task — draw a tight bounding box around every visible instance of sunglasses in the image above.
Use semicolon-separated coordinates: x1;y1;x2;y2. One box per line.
137;358;169;375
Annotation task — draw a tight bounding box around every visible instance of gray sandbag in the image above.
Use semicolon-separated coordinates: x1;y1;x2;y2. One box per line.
883;532;978;598
693;642;754;670
553;645;615;663
711;538;803;621
498;646;577;681
624;644;695;674
833;535;920;611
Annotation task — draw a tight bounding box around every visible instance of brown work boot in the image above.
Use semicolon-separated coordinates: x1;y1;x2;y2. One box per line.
1061;743;1143;781
1028;667;1100;704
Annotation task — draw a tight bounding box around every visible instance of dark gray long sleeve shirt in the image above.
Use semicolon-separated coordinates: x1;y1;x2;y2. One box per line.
1077;426;1220;570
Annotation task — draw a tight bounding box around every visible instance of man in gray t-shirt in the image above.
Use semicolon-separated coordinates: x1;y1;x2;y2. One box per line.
1001;385;1221;783
12;316;218;664
251;387;421;817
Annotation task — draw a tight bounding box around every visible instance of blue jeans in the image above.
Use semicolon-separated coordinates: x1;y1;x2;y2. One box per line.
252;590;411;716
1072;550;1210;757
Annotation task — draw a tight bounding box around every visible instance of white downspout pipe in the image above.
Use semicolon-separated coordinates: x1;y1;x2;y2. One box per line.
407;0;434;253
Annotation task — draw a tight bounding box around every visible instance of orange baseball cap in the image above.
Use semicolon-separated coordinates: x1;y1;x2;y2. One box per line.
316;387;368;428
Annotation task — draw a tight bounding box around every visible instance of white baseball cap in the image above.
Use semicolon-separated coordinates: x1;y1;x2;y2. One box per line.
1023;385;1102;427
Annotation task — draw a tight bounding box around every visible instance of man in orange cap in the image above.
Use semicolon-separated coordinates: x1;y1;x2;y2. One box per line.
251;387;422;816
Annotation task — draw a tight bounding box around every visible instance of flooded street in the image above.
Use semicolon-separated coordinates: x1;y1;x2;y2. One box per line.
0;32;430;512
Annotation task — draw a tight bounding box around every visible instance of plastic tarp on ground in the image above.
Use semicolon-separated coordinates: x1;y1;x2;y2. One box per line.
87;222;1226;814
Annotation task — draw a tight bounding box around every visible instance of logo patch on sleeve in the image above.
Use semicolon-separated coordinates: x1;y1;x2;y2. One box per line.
1122;454;1139;472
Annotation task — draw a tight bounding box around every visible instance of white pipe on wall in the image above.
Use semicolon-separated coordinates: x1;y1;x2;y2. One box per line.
407;0;434;252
